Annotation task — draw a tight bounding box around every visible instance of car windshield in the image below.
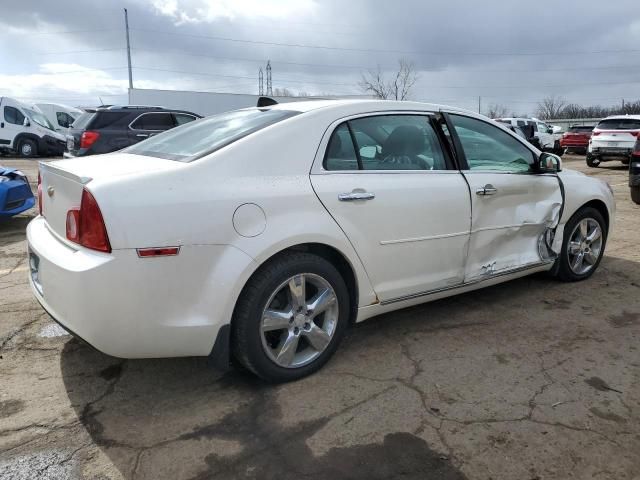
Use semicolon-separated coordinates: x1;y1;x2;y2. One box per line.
596;118;640;130
124;108;300;161
24;108;55;130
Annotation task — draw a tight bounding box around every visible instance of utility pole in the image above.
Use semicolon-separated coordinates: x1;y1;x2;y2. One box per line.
478;96;481;114
124;8;133;91
622;98;625;112
258;68;264;95
266;60;273;96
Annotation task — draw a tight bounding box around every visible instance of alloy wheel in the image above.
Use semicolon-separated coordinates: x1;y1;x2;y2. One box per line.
260;273;339;369
567;218;603;275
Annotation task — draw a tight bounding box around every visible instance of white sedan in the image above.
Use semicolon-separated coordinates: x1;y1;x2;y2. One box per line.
27;100;615;382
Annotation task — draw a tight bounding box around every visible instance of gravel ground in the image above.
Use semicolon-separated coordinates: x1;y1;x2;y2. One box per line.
0;154;638;480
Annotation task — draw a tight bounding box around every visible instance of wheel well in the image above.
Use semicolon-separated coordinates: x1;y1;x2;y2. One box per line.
580;199;610;231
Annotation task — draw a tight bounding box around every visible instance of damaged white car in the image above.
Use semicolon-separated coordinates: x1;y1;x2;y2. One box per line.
27;100;615;382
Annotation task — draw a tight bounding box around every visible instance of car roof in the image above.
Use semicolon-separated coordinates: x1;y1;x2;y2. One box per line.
95;106;201;116
599;114;640;120
265;98;478;117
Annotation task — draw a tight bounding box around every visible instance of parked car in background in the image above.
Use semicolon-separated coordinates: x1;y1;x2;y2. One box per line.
630;140;640;204
64;105;201;157
0;165;34;219
587;115;640;167
560;125;594;154
496;117;561;154
0;97;66;158
34;103;83;134
28;100;614;382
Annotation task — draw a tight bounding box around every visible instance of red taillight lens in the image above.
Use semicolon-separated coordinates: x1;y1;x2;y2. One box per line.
65;189;111;253
37;171;43;215
80;131;100;149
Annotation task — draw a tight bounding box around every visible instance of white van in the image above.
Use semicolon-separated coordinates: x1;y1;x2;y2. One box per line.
496;117;558;152
0;97;66;157
34;103;83;133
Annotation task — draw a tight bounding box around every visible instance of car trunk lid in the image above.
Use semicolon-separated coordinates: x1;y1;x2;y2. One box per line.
39;153;183;243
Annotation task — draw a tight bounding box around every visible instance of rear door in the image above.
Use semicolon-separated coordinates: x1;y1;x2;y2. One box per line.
311;113;471;302
128;112;176;144
1;103;26;148
446;114;562;282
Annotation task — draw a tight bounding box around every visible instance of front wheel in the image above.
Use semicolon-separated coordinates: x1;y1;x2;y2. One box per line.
555;207;607;282
232;252;349;382
18;139;37;158
631;186;640;205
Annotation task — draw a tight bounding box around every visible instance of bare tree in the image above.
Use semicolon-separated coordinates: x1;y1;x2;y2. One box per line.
486;103;508;119
536;95;567;120
359;59;419;100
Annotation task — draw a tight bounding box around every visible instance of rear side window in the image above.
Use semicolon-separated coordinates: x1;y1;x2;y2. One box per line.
4;106;25;125
124;108;299;162
131;113;175;131
596;118;640;130
89;112;129;129
174;113;198;126
324;115;447;171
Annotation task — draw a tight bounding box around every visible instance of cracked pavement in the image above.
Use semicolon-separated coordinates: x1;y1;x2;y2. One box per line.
0;156;639;479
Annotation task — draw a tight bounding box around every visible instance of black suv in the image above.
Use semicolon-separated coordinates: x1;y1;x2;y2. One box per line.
64;105;201;157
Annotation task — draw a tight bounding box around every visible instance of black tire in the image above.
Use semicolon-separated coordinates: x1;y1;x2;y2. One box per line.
586;154;600;168
622;158;630;166
555;207;607;282
18;139;38;158
631;186;640;205
232;252;350;383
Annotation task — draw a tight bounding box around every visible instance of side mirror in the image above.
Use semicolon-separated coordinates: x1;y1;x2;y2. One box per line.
359;146;377;159
547;128;554;134
23;118;30;127
539;152;562;172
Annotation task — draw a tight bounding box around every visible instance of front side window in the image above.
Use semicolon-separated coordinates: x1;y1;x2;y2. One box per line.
449;114;535;172
131;113;175;131
56;111;75;128
124;108;299;162
324;115;447;171
4;106;25;126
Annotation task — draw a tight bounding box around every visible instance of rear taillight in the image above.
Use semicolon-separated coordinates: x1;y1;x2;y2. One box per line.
37;171;43;215
65;188;111;253
80;131;100;149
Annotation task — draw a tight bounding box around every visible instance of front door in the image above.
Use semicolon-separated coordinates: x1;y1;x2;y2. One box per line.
1;105;26;147
447;114;563;282
311;113;471;302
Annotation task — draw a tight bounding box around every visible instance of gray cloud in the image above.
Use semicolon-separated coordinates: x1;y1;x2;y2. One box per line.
1;0;639;115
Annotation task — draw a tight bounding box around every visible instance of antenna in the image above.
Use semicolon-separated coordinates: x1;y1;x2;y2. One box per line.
258;68;264;96
266;60;273;96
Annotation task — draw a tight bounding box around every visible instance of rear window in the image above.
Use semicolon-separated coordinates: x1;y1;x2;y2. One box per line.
71;112;94;129
596;118;640;130
568;126;594;133
123;108;299;162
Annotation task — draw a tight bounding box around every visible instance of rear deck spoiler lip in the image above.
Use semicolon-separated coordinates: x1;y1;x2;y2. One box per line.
39;161;93;185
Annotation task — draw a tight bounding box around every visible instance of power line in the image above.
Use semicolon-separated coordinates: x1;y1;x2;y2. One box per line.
18;28;122;36
130;28;640;57
34;48;126;56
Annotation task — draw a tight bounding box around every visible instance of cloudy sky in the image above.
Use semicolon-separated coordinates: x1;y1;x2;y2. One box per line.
1;0;640;115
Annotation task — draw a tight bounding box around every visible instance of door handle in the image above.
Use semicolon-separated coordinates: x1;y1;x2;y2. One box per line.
476;184;498;196
136;133;149;138
338;191;375;202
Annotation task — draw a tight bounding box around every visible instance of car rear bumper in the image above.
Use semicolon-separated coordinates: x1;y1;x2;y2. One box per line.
589;146;633;158
26;216;254;358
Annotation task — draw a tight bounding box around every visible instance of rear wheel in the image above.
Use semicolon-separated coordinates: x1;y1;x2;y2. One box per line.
232;252;349;382
555;207;607;282
18;139;37;158
631;186;640;205
586;154;600;168
622;158;630;166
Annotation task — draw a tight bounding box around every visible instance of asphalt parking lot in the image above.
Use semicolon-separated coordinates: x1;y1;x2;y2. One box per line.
0;155;638;480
